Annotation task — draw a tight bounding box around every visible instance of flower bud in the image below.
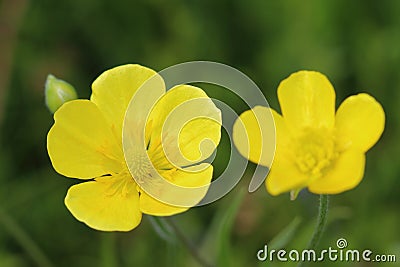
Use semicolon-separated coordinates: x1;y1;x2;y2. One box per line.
45;74;78;113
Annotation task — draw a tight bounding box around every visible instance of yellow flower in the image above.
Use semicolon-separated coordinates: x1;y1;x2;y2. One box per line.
47;64;221;231
234;71;385;197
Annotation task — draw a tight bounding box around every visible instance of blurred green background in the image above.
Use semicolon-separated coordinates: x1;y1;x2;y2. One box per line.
1;0;399;266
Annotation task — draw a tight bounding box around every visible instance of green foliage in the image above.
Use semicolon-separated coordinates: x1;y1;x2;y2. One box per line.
268;217;302;251
197;188;245;267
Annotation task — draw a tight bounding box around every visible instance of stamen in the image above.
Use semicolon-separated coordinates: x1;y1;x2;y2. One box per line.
293;128;337;179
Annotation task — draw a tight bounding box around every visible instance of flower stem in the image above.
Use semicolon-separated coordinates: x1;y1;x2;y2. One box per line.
308;194;329;250
163;217;214;267
0;207;54;267
298;194;329;267
100;233;118;267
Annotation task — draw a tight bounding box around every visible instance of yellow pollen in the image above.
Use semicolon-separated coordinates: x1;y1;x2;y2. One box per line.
292;128;337;178
127;148;154;184
125;125;178;194
125;146;167;195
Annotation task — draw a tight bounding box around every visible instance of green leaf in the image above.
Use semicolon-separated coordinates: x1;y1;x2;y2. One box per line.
268;217;302;250
0;207;54;267
147;215;176;244
199;188;246;267
257;217;302;267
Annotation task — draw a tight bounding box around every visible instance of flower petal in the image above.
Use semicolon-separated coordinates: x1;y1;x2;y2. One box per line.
265;107;311;195
308;149;365;194
271;109;292;157
47;100;123;179
233;106;277;167
278;71;335;131
335;93;385;153
139;192;188;216
139;164;213;215
91;64;165;143
147;85;221;168
266;156;309;196
65;175;141;231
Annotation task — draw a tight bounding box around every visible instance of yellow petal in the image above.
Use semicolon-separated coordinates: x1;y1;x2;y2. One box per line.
266;156;309;196
139;192;188;216
233;106;278;166
335;93;385;152
147;85;221;167
271;109;292;157
308;149;365;194
168;163;213;187
65;175;141;231
278;71;335;131
139;164;213;215
47;100;123;179
91;64;165;143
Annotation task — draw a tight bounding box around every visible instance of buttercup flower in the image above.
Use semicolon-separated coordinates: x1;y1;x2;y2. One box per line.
47;64;221;231
234;71;385;197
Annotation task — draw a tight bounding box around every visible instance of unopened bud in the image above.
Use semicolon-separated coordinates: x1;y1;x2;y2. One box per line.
45;74;78;113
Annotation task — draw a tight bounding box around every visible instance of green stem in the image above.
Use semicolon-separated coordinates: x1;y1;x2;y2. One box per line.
100;233;118;267
0;207;54;267
162;217;214;267
308;194;329;250
298;194;329;267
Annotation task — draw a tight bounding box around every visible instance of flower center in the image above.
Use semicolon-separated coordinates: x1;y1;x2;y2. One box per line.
125;143;174;194
292;128;337;179
125;147;154;184
124;120;180;196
